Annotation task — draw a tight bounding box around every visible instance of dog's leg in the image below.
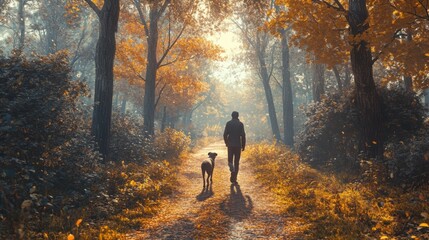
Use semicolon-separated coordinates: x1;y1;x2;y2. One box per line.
206;173;210;188
210;169;213;183
202;168;205;189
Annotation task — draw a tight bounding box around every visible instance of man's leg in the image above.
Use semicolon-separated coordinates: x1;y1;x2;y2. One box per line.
228;147;234;183
232;147;241;182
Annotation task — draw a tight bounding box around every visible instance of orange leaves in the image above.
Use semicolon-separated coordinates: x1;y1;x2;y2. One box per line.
272;0;428;88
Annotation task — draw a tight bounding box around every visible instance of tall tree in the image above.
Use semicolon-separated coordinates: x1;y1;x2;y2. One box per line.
347;0;383;157
132;0;229;136
17;0;27;50
236;0;282;142
312;63;325;102
85;0;120;159
280;28;294;146
272;4;294;146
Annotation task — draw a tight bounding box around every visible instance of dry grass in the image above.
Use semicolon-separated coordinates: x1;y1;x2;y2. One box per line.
244;143;429;239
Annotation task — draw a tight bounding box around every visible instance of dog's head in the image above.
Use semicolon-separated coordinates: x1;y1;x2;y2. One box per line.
208;152;217;160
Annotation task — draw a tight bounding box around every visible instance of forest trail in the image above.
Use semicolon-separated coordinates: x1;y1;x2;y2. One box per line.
127;142;304;239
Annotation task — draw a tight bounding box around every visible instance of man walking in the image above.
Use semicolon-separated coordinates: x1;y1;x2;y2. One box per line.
223;111;246;184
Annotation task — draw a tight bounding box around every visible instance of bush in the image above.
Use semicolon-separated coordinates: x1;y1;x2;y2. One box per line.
154;128;191;159
296;87;429;183
0;52;102;238
296;90;360;170
110;112;156;163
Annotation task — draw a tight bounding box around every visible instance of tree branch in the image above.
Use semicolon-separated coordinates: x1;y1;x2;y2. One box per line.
84;0;101;17
372;29;402;64
134;0;149;37
157;24;186;67
318;0;347;12
232;18;257;51
155;82;168;109
158;0;171;20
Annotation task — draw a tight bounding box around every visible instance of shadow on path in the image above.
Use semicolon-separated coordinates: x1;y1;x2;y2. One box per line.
158;217;195;240
196;185;214;201
219;184;253;221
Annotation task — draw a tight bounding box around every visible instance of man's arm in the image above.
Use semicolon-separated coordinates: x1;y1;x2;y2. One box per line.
241;123;246;151
223;123;229;147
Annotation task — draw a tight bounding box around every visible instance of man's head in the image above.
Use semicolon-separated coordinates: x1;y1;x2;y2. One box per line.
231;111;239;119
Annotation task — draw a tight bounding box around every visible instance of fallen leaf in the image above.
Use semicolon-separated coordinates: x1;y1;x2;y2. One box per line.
419;223;429;228
76;218;83;227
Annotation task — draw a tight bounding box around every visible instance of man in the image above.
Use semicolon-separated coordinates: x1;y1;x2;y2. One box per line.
223;111;246;184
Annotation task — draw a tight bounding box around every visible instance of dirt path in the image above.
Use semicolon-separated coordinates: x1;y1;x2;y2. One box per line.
128;142;304;239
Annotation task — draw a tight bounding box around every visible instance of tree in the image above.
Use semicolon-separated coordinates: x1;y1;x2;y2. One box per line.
235;0;282;142
347;0;383;157
114;18;222;131
272;0;424;157
131;0;228;136
84;0;120;159
271;4;294;146
312;63;325;102
17;0;28;50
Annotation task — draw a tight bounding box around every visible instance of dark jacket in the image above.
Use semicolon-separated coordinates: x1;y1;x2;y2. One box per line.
223;118;246;148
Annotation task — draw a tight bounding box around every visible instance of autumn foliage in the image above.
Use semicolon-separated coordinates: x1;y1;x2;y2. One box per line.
0;53;191;239
246;143;429;239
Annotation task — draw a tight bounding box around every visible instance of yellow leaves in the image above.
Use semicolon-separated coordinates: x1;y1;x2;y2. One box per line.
67;234;75;240
76;218;83;227
380;236;388;240
419;222;429;227
129;180;137;187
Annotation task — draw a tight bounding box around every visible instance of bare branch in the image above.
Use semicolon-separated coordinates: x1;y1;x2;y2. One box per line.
158;0;171;18
318;0;347;12
267;42;277;81
272;75;283;89
84;0;101;17
232;18;257;50
134;0;149;37
372;29;402;64
157;24;186;67
155;82;168;109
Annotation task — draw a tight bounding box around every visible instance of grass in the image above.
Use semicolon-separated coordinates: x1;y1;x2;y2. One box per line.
244;143;429;239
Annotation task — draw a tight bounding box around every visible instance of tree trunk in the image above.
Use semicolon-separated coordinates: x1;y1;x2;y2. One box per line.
424;89;429;108
404;30;413;91
332;65;343;92
280;29;294;147
17;0;25;50
312;63;325;102
161;106;167;132
344;64;351;88
120;95;127;114
348;0;383;158
91;0;120;160
404;76;412;91
258;52;281;142
143;8;159;137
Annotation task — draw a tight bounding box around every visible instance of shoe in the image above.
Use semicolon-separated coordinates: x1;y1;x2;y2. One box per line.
228;162;234;172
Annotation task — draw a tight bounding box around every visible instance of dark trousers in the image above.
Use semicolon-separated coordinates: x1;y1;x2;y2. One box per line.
228;146;241;182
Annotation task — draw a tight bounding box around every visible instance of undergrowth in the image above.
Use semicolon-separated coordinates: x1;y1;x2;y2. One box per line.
245;143;429;239
0;52;190;239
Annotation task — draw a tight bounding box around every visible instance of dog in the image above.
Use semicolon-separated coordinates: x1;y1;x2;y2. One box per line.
201;152;217;189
